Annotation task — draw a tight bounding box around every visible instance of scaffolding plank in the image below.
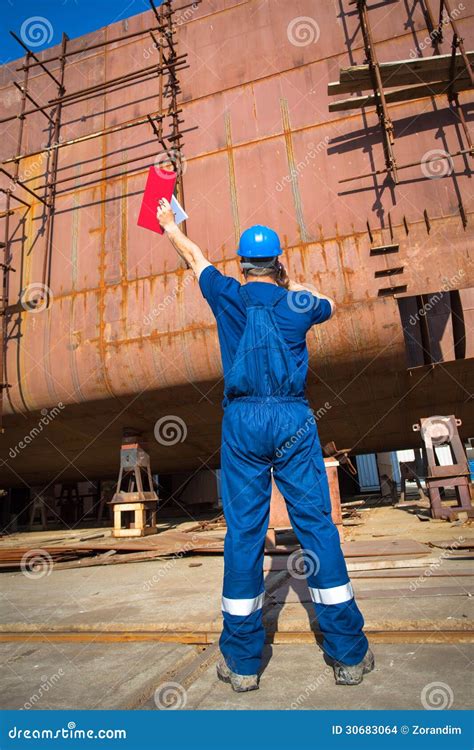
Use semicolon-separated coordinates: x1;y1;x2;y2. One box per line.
328;51;474;95
329;77;473;111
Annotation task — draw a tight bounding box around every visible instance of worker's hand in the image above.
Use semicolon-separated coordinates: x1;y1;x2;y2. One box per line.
276;262;290;290
156;198;176;231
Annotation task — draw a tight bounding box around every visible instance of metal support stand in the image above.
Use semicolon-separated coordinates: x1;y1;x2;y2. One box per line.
413;415;473;520
110;431;158;537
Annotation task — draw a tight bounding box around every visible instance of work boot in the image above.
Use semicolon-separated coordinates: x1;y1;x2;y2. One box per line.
332;648;375;686
216;658;259;692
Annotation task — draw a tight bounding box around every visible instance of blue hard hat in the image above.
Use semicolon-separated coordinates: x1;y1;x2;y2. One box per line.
237;225;282;258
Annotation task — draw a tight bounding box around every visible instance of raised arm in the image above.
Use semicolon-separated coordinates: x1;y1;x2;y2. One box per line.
156;198;211;279
277;263;335;317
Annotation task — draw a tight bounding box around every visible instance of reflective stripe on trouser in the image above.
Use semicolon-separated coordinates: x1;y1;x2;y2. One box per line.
220;398;369;676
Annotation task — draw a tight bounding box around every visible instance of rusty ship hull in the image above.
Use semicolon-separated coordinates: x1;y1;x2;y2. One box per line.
0;0;472;485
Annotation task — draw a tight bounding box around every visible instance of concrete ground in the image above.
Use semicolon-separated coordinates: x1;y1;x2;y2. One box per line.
1;640;471;710
0;641;194;710
173;643;474;711
1;555;472;634
0;502;472;710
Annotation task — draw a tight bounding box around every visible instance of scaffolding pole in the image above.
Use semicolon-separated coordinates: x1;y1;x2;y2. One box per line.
356;0;398;183
0;0;198;432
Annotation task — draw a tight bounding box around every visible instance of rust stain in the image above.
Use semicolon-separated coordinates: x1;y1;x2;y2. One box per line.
224;110;240;247
280;97;309;244
120;171;128;280
97;127;118;400
0;0;473;470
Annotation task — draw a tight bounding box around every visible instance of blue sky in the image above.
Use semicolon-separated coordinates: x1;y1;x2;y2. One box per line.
1;0;165;64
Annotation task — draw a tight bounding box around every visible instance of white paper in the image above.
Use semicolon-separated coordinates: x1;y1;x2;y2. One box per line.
171;195;188;224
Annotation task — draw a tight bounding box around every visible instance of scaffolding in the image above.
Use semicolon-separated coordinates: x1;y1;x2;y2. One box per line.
329;0;473;184
0;0;199;432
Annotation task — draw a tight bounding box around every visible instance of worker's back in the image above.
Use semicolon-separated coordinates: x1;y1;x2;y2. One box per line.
199;267;332;398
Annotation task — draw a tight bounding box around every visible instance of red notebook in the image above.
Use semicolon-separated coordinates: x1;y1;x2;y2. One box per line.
137;166;177;235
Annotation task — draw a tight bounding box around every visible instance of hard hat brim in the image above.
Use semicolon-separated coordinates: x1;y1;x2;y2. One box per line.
236;248;282;257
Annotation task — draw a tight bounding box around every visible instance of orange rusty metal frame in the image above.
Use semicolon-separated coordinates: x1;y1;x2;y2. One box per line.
336;0;473;184
0;0;200;432
0;51;32;431
355;0;399;183
42;32;69;291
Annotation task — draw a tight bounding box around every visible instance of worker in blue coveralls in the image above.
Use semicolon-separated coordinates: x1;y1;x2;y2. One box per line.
157;198;373;693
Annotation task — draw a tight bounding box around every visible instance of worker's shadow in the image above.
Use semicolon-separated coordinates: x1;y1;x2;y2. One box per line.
260;531;324;675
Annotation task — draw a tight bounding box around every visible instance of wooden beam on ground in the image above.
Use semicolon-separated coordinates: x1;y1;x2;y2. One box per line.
0;628;471;646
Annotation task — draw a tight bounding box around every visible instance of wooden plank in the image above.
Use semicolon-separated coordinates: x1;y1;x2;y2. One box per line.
356;586;472;599
346;555;473;572
351;568;473;578
0;536;433;563
271;577;472;603
274;586;472;602
329;51;474;94
341;539;431;557
272;631;474;645
329;77;472;111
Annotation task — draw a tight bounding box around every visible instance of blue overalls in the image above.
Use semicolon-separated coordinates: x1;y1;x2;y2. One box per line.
219;284;368;675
